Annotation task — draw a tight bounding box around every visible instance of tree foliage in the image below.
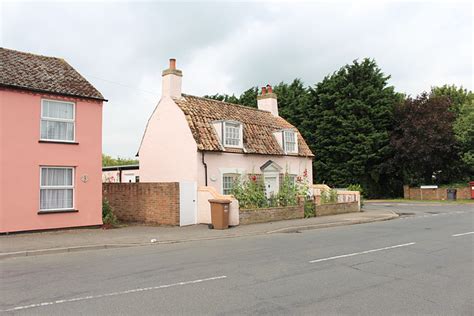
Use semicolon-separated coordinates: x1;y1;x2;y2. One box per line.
102;154;138;167
431;84;472;114
310;59;402;197
454;100;474;175
390;93;460;185
204;87;258;108
204;61;472;198
432;85;474;177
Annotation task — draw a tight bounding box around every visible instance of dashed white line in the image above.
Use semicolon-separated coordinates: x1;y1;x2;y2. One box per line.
1;275;227;313
452;231;474;237
309;242;416;263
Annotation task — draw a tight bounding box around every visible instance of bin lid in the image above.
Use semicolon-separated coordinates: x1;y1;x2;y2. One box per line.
208;198;232;204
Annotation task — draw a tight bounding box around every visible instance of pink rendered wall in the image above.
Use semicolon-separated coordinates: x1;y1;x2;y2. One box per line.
139;96;198;183
198;151;313;194
0;89;103;233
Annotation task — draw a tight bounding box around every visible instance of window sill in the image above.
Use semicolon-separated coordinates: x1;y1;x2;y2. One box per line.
38;209;78;215
39;140;79;145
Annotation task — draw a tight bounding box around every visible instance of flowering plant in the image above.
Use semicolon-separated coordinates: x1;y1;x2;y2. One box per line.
231;174;267;209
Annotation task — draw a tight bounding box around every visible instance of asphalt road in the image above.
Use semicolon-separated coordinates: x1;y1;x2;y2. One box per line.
1;203;473;315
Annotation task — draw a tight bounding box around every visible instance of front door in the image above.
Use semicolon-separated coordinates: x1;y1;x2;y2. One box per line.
264;176;278;198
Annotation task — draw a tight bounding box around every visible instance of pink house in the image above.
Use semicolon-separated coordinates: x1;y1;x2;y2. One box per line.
138;59;314;224
0;48;106;233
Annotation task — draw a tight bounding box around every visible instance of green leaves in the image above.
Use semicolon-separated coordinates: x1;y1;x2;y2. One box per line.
311;58;399;197
102;154;138;167
204;61;472;198
390;93;461;185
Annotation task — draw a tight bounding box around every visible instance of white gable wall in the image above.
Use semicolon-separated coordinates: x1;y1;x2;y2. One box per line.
139;96;198;182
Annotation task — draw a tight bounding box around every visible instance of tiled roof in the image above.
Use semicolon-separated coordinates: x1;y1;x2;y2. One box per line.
0;47;105;101
173;94;314;157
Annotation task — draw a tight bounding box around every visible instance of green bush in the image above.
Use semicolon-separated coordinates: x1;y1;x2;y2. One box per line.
304;199;315;218
102;198;119;227
347;184;364;207
347;184;364;196
231;174;267;209
277;173;298;207
231;170;312;210
321;189;338;204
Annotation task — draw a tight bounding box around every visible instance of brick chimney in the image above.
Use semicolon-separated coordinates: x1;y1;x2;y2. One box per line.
257;84;278;116
162;58;182;98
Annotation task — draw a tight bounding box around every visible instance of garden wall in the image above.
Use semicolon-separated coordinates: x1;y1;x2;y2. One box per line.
239;205;304;225
403;185;471;200
102;183;180;225
316;202;360;217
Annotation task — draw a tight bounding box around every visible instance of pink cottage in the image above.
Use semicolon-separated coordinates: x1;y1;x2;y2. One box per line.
0;48;106;233
139;59;314;206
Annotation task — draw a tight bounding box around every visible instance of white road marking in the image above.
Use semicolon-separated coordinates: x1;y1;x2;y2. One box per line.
1;275;227;313
309;242;416;263
452;231;474;237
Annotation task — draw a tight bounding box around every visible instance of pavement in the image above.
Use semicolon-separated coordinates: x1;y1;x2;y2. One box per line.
0;203;472;315
0;208;397;259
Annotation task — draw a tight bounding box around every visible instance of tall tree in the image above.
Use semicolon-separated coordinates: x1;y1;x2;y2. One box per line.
390;93;459;185
203;93;239;104
453;100;474;177
238;87;258;108
431;84;472;114
204;87;258;108
102;154;138;167
310;58;401;197
432;84;474;178
273;79;312;139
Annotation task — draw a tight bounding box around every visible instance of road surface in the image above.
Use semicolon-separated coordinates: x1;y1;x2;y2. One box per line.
1;203;473;315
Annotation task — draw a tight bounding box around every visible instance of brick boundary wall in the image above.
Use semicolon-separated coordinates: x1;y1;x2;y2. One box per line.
103;183;180;226
239;205;304;225
403;185;471;200
316;202;360;217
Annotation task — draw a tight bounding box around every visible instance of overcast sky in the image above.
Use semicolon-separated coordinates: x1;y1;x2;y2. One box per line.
1;1;472;158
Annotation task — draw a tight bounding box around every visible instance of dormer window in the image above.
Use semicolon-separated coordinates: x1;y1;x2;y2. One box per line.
283;130;298;154
224;121;242;148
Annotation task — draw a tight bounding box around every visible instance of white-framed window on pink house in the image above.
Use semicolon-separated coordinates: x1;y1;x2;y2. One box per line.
40;99;75;142
283;130;298;154
222;173;239;195
40;167;74;211
224;121;242;147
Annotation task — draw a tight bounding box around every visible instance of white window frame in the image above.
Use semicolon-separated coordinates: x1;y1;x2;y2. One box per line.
222;173;239;195
283;130;298;154
223;121;243;148
40;99;76;142
39;167;75;211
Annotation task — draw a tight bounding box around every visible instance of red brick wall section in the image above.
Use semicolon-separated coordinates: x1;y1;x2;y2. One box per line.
403;185;472;200
239;205;304;225
316;202;359;217
103;183;180;226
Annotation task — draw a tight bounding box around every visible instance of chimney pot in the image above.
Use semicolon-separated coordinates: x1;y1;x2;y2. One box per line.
257;83;278;116
169;58;176;70
266;84;273;93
